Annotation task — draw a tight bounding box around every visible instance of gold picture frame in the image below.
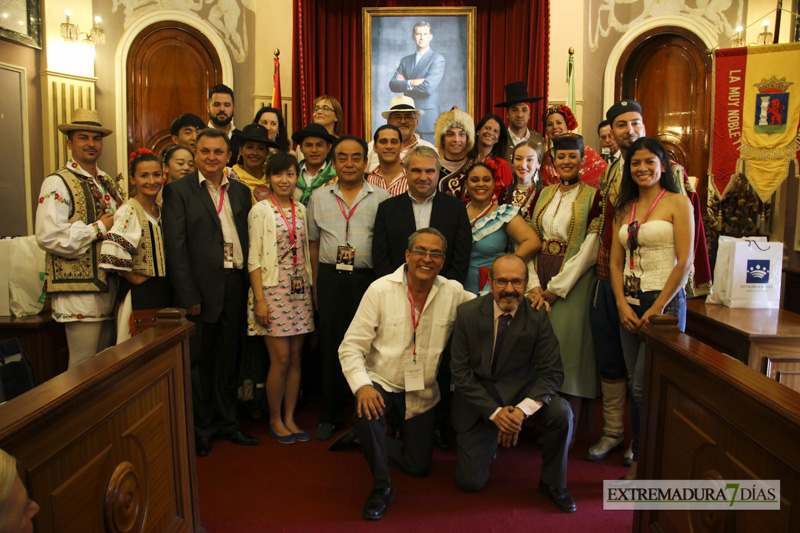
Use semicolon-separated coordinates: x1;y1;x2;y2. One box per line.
363;6;476;143
0;0;42;49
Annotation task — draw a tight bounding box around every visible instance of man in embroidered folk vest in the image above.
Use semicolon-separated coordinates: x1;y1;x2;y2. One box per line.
35;108;123;368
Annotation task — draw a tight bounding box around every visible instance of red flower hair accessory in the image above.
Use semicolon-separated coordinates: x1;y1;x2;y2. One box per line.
541;105;578;132
128;148;156;164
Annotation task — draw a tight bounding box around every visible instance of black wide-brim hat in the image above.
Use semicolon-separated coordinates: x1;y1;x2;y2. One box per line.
291;123;336;145
233;123;279;148
495;81;544;108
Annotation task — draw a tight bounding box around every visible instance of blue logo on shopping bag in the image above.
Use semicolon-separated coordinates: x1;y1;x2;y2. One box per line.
746;260;770;283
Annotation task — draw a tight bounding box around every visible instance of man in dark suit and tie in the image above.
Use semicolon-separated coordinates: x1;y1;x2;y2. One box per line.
389;21;445;143
372;145;471;282
162;128;259;457
450;254;576;513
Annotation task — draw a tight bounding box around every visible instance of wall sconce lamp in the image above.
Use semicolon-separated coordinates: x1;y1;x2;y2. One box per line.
60;11;105;46
733;26;744;47
757;19;773;45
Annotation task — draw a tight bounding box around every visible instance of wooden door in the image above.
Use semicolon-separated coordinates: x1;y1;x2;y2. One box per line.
126;21;223;159
615;27;711;204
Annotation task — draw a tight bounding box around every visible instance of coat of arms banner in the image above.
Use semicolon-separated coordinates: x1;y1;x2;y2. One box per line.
709;42;800;201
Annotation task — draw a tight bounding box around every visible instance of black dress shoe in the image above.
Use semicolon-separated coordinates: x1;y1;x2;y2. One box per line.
195;436;212;457
225;429;259;446
329;427;359;452
538;480;577;513
362;486;394;520
433;426;452;451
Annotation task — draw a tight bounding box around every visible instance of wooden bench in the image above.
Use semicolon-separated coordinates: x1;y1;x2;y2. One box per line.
0;309;199;532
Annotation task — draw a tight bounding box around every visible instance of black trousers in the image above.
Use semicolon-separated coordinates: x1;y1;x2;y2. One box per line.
316;263;374;426
455;394;573;492
353;383;435;490
189;270;246;439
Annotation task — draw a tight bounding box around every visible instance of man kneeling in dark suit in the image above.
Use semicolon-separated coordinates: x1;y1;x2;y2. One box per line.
450;254;576;513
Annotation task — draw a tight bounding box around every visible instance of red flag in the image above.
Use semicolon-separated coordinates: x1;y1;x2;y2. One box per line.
272;50;281;110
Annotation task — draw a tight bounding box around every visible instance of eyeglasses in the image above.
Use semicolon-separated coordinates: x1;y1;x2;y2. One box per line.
627;221;639;252
313;105;334;113
410;248;445;260
491;278;526;289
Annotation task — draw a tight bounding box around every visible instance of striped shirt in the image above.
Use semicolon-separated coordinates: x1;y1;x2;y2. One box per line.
367;168;408;197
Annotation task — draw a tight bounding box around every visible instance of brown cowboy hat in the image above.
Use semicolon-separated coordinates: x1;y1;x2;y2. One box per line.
57;108;113;137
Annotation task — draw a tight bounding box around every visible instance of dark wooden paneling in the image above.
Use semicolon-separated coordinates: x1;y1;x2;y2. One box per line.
616;27;711;206
126;21;223;157
635;319;800;532
0;313;68;384
0;309;199;532
785;268;800;314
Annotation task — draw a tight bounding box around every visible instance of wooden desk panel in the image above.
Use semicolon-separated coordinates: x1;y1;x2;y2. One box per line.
635;319;800;532
0;309;199;533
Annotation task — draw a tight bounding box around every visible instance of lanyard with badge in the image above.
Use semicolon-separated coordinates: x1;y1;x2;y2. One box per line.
271;194;304;300
404;282;424;392
211;185;235;269
335;195;360;272
624;188;666;306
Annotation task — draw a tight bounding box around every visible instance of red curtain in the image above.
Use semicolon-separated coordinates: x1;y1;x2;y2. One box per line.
292;0;549;138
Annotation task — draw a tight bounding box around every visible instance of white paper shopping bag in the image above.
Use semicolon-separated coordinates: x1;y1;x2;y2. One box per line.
706;235;768;305
723;240;783;309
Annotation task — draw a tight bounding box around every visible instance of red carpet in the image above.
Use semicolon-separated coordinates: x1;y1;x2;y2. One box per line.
196;399;633;532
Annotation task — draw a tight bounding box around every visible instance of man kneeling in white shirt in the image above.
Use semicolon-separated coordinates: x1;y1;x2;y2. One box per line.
337;227;474;520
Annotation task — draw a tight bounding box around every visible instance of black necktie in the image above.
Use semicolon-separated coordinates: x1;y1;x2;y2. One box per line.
492;314;512;375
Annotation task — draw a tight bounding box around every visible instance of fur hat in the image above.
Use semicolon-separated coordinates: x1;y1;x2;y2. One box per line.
434;106;475;156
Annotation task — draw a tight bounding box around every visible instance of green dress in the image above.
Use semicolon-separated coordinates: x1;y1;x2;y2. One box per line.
531;183;602;398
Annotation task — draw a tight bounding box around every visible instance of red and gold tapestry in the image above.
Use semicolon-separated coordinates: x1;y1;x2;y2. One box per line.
709;43;800;201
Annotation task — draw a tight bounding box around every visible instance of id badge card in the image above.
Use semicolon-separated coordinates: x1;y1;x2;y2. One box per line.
404;360;424;392
223;242;234;269
290;275;304;301
336;245;355;271
624;274;641;306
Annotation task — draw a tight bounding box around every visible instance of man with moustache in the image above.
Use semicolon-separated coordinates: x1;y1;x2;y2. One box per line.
35;109;123;368
372;144;471;450
162;128;259;457
366;96;435;172
207;84;241;167
451;254;575;513
366;125;408;196
339;228;474;520
435;106;476;200
597;119;620;164
494;82;543;161
586;99;710;465
308;135;389;441
170;113;206;153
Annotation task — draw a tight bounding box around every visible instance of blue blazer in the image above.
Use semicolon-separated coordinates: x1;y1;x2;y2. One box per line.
389;49;445;132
